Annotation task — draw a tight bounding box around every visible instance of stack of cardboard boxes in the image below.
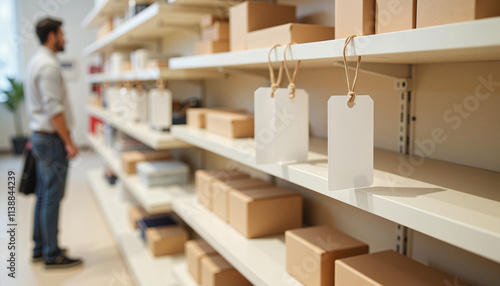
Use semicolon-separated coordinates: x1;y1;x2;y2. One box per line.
129;206;188;257
186;239;251;286
195;15;230;55
195;169;303;238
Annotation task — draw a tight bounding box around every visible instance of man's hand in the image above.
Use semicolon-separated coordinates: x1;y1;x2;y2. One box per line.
65;143;79;159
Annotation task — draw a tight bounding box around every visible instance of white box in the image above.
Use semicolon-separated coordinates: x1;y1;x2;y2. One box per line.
137;160;189;187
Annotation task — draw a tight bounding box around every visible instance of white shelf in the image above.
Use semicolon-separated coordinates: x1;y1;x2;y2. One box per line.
170;17;500;70
86;68;225;83
87;134;194;214
87;168;185;286
81;0;128;28
86;104;191;150
87;168;131;237
171;125;500;264
83;2;214;56
173;196;303;286
172;262;199;286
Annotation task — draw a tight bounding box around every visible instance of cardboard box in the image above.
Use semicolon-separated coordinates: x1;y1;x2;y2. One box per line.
335;0;375;39
335;250;465;285
195;40;229;55
200;14;229;28
97;17;113;40
417;0;500;28
205;112;254;138
286;225;369;286
229;187;303;238
201;255;252;286
202;22;230;41
195;169;249;210
230;1;296;51
145;225;188;257
138;215;177;241
186;239;218;283
212;178;274;222
121;150;172;174
129;205;167;229
376;0;416;33
186;108;246;129
247;23;335;50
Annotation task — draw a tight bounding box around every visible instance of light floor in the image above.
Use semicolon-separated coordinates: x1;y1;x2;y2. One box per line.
0;152;134;286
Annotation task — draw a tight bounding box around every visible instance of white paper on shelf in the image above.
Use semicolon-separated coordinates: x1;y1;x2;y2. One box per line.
255;87;309;164
328;95;373;191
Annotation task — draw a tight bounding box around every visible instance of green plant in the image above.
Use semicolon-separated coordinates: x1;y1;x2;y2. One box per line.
1;77;24;137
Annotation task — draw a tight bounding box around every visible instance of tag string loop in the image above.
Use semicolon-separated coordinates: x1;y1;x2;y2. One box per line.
343;35;362;103
267;44;284;97
283;42;301;98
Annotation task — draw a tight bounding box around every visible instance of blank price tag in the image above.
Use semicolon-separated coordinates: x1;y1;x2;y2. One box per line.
255;87;309;164
149;88;172;130
328;95;373;190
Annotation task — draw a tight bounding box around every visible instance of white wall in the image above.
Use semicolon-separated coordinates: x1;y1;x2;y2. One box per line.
18;0;95;147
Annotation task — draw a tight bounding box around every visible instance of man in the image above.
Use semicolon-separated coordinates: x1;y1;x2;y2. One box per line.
24;18;82;269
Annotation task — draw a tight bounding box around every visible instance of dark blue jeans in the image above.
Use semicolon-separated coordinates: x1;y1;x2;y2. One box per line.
31;132;68;263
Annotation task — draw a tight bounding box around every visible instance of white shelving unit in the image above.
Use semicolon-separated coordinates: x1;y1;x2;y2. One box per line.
82;0;500;284
87;168;185;286
86;68;225;83
81;0;128;28
171;125;500;264
87;134;194;214
83;2;215;56
169;17;500;70
172;262;199;286
86;104;191;150
173;196;304;286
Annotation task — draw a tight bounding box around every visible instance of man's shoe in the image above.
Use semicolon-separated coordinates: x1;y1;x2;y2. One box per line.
45;255;83;269
32;248;67;263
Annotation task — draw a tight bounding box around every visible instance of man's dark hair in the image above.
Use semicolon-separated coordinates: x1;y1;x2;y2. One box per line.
36;18;63;44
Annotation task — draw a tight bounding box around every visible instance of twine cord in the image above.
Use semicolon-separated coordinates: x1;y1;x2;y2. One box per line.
267;44;284;97
343;35;362;103
283;42;301;98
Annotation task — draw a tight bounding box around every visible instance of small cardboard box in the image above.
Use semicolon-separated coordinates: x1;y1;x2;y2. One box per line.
195;169;249;210
186;239;218;284
145;225;188;257
229;187;303;238
376;0;416;33
202;22;230;41
205;112;254;138
186;108;246;129
229;1;296;51
129;205;166;229
195;40;229;55
97;17;113;40
200;14;229;29
335;250;465;285
212;178;274;222
286;225;369;286
417;0;500;28
247;23;335;50
335;0;375;39
121;150;172;174
201;255;252;286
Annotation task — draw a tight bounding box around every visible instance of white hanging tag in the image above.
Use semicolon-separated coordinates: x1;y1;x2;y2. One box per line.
148;88;172;131
255;88;309;164
328;95;373;190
